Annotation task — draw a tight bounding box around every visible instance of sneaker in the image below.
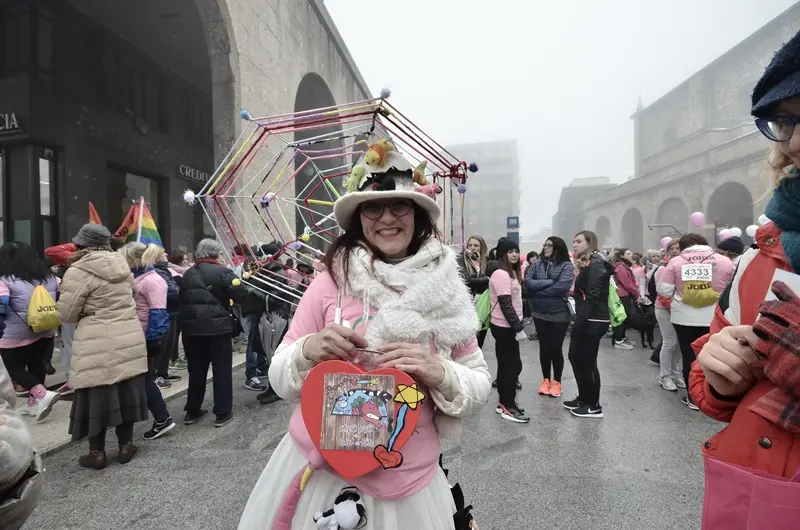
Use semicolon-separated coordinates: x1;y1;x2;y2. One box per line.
571;404;603;418
675;379;687;389
184;409;208;425
516;380;522;390
549;381;562;398
661;378;678;392
537;379;551;395
496;404;530;423
563;397;583;410
160;372;182;383
45;363;56;375
14;383;29;398
245;377;267;391
528;333;538;341
215;412;234;428
170;359;188;371
57;382;73;395
155;377;172;389
142;417;176;440
495;403;526;414
16;401;34;416
623;337;636;347
258;387;281;405
614;340;634;351
681;395;699;411
33;391;61;421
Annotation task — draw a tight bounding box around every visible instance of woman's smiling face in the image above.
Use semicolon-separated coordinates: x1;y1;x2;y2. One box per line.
360;199;415;259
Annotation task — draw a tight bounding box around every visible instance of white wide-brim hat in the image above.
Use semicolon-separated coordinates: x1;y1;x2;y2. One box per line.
333;149;440;231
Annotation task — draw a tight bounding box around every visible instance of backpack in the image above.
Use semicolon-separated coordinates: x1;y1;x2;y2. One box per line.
647;266;659;301
26;285;60;332
680;257;719;308
608;277;627;328
475;290;492;331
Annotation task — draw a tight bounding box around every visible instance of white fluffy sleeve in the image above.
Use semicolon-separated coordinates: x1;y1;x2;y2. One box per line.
429;349;491;417
267;335;315;402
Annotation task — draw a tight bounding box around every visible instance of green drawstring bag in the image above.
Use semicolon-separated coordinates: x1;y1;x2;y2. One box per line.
475;290;492;331
608;278;627;328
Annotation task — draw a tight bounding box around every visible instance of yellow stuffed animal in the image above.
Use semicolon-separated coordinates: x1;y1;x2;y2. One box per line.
413;161;428;186
364;139;393;166
344;165;367;193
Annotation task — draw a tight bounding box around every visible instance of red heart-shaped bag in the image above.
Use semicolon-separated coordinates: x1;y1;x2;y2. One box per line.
300;360;424;480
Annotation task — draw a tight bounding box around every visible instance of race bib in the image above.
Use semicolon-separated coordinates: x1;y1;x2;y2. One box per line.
681;264;712;282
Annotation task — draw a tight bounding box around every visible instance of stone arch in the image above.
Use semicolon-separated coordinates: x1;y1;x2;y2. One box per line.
707;182;755;244
620;208;644;251
294;73;344;250
194;0;240;165
655;197;688;246
594;216;613;249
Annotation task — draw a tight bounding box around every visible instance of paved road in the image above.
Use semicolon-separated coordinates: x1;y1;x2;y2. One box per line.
25;333;721;530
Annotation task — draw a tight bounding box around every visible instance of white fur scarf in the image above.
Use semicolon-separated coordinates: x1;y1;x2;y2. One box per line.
338;239;478;358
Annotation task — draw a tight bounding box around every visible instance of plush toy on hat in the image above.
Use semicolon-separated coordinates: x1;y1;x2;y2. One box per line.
344;165;367;193
364;139;393;167
313;487;367;530
413;160;428;185
418;182;443;199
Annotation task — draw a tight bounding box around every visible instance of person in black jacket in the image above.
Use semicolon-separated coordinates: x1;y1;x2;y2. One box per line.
152;247;183;384
456;235;490;347
489;237;529;423
566;230;613;419
179;239;245;428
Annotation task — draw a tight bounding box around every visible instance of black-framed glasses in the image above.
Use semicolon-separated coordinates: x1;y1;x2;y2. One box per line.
360;200;413;220
755;115;800;142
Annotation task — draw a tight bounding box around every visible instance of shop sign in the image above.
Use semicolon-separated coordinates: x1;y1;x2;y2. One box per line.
0;113;22;135
177;164;211;185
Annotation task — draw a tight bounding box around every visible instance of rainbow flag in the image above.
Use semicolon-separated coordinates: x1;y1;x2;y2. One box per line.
114;199;163;246
88;202;102;225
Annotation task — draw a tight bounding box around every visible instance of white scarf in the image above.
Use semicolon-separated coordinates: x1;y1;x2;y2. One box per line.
337;238;478;358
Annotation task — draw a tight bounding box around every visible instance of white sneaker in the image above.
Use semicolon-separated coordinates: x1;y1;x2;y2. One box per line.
614;340;634;351
661;378;678;391
675;379;687;389
33;391;60;421
17;401;35;416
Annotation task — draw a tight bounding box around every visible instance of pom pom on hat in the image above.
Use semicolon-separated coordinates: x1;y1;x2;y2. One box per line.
468;162;479;173
380;87;392;99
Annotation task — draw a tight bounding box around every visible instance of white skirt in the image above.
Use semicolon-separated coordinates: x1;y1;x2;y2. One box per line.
238;433;456;530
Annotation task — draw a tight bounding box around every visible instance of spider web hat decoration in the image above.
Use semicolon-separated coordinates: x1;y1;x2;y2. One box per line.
188;89;478;309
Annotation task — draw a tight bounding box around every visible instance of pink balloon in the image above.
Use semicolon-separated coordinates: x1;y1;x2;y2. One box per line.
719;229;731;240
690;212;706;227
660;236;672;250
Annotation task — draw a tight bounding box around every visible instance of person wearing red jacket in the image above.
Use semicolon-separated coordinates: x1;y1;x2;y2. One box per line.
689;31;800;528
611;248;639;350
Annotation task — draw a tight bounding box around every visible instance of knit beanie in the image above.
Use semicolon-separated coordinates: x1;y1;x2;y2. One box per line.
72;223;111;248
752;29;800;116
717;236;745;256
495;237;520;259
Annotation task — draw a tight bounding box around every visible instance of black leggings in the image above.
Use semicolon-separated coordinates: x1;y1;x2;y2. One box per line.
1;338;53;390
491;325;522;408
673;324;709;388
567;321;608;407
88;421;134;451
477;329;488;349
533;318;569;382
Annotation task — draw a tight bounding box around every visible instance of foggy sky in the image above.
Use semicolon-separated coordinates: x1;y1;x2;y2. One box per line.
325;0;798;236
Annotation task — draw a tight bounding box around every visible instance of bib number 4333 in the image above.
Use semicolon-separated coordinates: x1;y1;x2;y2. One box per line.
681;264;712;282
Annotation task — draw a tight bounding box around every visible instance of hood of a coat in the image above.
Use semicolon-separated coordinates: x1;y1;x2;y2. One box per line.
70;249;133;284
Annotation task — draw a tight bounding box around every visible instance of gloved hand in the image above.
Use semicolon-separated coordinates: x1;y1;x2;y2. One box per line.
515;330;528;342
753;280;800;399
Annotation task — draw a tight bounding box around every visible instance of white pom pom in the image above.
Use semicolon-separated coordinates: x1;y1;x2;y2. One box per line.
183;189;196;205
728;227;742;238
758;214;770;226
746;224;759;238
380;87;392;99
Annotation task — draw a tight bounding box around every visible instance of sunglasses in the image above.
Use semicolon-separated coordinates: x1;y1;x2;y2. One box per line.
360;200;413;220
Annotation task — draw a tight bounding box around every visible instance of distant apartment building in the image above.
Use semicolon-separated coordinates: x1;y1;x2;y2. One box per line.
445;140;520;247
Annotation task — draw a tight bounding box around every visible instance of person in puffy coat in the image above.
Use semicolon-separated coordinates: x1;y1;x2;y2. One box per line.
0;242;60;421
151;247;182;382
179;239;245;428
611;248;639;350
0;358;43;530
524;236;574;399
57;224;148;470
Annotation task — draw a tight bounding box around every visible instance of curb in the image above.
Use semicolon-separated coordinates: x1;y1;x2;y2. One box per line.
41;357;248;458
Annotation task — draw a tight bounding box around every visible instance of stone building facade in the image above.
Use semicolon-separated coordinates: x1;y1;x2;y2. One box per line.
0;0;368;255
578;3;800;252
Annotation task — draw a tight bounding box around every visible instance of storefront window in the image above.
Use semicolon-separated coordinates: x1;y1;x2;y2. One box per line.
107;165;160;237
8;145;32;245
38;153;56;249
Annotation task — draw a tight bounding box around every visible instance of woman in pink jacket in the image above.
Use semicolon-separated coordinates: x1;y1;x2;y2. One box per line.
612;248;640;350
656;233;734;410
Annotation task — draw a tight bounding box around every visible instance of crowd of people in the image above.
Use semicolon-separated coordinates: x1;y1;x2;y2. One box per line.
3;27;800;530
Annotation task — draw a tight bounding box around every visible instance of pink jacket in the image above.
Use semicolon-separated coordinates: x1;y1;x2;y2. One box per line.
614;262;639;298
655;245;734;327
132;270;167;332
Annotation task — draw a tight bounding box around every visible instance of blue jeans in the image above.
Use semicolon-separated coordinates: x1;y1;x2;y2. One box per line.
244;313;267;380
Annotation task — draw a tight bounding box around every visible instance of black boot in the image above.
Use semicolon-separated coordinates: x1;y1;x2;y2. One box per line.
257;387;281;405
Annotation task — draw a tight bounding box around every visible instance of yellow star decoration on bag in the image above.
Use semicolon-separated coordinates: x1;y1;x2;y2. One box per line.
394;384;425;410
